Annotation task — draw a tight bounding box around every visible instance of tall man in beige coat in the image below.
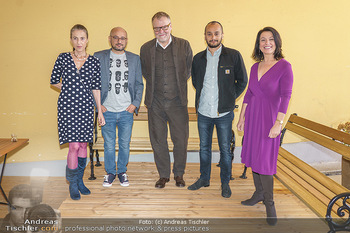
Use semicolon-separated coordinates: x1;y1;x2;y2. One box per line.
140;11;193;188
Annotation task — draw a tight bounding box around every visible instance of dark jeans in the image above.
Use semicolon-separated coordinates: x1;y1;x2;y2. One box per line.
148;99;189;178
198;111;234;184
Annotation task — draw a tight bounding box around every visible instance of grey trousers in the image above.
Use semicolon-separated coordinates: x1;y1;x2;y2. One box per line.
148;99;189;178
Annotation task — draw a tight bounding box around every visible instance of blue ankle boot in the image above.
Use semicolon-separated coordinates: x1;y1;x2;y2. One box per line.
66;166;80;200
77;157;91;195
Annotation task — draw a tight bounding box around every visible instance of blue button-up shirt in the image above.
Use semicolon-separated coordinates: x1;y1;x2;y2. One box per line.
198;46;229;118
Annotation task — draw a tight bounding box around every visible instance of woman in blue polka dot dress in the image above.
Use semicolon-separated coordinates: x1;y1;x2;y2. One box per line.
50;24;105;200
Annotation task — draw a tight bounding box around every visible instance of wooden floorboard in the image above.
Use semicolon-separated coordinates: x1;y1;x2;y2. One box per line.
0;162;318;219
0;163;329;232
55;162;316;218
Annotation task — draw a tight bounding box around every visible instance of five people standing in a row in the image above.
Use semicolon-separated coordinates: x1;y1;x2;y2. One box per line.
50;11;293;226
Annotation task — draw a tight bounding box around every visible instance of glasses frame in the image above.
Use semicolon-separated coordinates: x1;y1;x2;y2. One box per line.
153;23;171;33
110;36;128;41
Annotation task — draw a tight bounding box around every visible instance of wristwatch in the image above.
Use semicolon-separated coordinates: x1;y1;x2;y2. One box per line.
276;119;283;125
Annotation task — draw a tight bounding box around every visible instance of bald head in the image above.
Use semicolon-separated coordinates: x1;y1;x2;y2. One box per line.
109;27;128;54
110;27;128;37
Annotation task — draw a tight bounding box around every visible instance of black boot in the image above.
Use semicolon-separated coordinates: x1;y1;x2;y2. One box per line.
66;166;81;200
241;172;264;206
77;157;91;195
260;174;277;226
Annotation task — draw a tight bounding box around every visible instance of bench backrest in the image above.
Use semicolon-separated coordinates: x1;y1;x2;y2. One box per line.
285;114;350;160
94;106;198;139
135;106;198;121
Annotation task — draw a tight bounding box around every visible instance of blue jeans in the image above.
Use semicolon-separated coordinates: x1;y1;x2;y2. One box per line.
198;111;233;184
102;111;133;175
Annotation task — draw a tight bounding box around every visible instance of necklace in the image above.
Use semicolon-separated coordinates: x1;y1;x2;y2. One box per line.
72;52;87;61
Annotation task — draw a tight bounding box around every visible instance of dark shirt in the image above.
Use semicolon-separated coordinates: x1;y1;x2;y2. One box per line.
192;45;248;114
140;35;193;107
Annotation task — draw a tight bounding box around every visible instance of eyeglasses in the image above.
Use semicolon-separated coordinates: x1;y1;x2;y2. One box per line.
153;23;171;32
111;36;127;41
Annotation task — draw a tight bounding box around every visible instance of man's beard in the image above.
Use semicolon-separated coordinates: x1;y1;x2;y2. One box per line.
206;39;222;48
112;44;125;51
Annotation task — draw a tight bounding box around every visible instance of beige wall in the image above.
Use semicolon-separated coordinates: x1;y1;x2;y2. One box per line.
1;0;349;162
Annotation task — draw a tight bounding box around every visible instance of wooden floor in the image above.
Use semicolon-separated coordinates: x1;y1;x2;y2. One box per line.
1;162;332;232
59;162;316;218
0;163;318;219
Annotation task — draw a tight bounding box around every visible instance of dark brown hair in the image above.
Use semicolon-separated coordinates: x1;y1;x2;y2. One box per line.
252;26;284;62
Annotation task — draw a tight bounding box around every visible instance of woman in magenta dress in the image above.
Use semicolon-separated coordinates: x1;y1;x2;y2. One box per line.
237;27;293;225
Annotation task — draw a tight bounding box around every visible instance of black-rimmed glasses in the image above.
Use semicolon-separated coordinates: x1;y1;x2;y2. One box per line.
153;23;171;32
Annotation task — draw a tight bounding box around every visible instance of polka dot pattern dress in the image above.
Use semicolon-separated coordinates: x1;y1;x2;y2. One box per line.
50;52;101;145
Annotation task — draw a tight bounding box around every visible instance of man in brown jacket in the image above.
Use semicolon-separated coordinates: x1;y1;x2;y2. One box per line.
140;11;193;188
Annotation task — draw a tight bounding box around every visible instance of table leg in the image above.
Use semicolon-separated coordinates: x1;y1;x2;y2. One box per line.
0;153;13;208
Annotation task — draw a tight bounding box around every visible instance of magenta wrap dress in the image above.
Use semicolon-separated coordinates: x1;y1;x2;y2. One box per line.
241;59;293;175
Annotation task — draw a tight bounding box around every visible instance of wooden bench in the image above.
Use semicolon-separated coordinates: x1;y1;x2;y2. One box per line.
92;106;220;153
275;114;350;231
88;106;235;180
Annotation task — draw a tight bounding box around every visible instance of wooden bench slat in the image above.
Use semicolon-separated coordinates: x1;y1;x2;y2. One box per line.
288;114;350;145
137;106;197;113
93;137;219;152
285;123;350;159
278;156;339;201
276;160;343;215
92;106;220;155
275;164;329;217
275;114;350;221
135;106;198;121
279;147;349;194
134;114;198;121
276;163;347;218
134;113;148;121
277;156;346;212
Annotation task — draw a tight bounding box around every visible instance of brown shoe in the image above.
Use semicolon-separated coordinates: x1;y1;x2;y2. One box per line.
175;176;185;187
155;178;169;188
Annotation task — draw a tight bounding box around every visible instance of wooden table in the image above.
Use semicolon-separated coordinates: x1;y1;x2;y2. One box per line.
0;138;29;207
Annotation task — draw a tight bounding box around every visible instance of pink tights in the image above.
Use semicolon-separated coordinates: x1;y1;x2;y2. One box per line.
67;142;87;169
